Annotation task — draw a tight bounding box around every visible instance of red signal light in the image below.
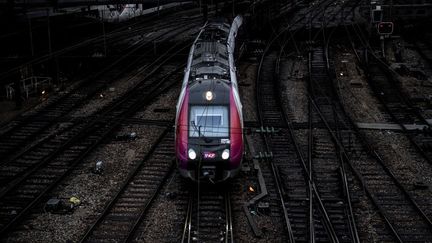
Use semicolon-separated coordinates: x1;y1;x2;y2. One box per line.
377;22;394;35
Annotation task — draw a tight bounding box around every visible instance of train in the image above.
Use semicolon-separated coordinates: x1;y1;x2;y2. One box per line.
175;16;244;183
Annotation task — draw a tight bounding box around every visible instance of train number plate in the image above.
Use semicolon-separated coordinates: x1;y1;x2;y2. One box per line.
203;152;216;159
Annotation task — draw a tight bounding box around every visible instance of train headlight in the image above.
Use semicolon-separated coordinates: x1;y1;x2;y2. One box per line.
221;149;230;160
205;91;213;101
188;149;197;160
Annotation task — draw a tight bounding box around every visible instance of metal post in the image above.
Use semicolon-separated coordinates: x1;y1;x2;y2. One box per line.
47;9;52;54
381;36;385;58
55;56;60;85
102;14;107;57
13;76;22;109
390;0;393;19
232;0;235;17
27;13;34;57
47;9;59;84
203;2;208;23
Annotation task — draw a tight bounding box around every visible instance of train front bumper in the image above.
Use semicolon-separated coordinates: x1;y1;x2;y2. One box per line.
178;165;241;183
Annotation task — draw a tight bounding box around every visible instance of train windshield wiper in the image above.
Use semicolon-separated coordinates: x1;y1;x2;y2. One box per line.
191;121;205;138
191;121;211;143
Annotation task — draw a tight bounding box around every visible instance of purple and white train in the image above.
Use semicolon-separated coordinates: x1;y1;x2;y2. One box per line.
175;16;244;182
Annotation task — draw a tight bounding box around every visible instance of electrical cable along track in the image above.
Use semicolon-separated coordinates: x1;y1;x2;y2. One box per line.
182;186;233;243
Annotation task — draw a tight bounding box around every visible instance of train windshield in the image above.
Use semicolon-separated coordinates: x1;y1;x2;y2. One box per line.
189;105;229;137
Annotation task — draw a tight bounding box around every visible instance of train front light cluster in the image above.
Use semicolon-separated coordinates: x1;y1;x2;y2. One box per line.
188;149;197;160
205;91;213;101
221;149;230;160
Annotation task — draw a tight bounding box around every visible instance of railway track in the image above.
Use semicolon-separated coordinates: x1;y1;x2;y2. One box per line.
257;50;303;242
308;47;358;243
0;22;199;164
257;47;344;242
78;128;175;243
346;24;432;165
182;186;233;243
0;40;187;188
413;34;432;75
312;90;432;242
365;55;432;161
250;2;362;241
314;28;432;241
0;43;189;237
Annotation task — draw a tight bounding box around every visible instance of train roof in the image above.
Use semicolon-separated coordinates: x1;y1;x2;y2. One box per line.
188;21;231;84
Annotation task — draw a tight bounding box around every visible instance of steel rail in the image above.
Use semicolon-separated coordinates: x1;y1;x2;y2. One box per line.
181;193;193;243
180;188;232;243
307;53;316;243
324;24;361;243
305;5;342;242
224;191;234;243
256;40;295;243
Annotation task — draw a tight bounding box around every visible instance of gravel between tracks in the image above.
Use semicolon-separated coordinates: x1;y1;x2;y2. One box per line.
286;50;393;242
238;61;258;122
364;130;432;187
332;44;432;232
70;65;177;118
1;9;202;243
388;40;432;119
0;81;81;134
132;172;186;243
3;125;163;243
280;57;308;123
3;63;184;242
134;81;180;121
333;46;432;188
333;48;387;123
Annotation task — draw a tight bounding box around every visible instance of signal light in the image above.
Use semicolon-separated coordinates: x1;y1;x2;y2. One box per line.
377;22;394;35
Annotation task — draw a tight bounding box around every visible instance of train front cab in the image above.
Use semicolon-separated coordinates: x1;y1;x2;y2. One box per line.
176;80;243;182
